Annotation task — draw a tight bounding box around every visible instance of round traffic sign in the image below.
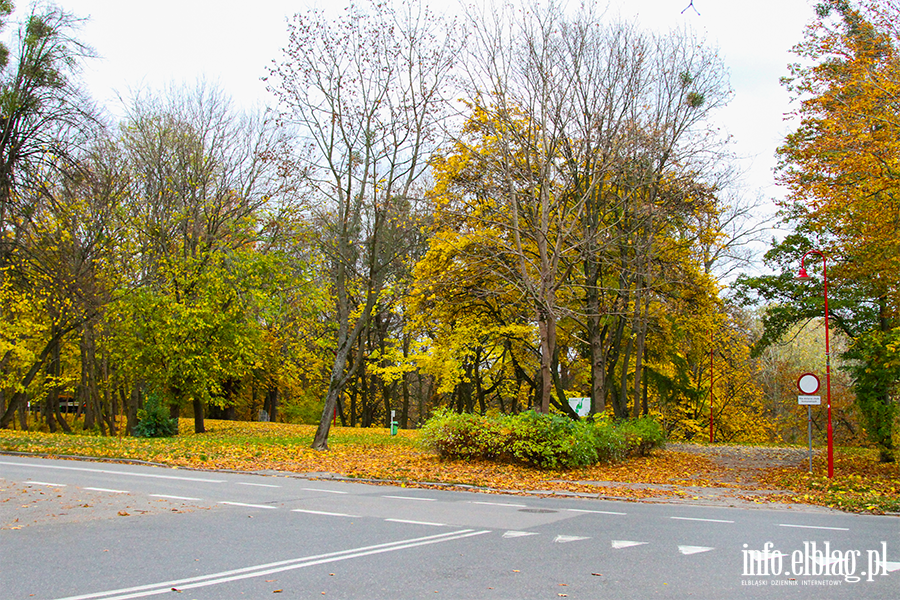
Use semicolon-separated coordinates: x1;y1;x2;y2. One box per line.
798;373;820;395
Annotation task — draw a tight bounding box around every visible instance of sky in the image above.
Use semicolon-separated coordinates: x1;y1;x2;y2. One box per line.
7;0;817;209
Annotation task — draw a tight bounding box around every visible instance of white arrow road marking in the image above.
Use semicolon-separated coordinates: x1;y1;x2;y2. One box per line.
878;560;900;573
612;540;648;549
554;535;589;543
811;555;843;567
503;531;539;538
679;546;714;555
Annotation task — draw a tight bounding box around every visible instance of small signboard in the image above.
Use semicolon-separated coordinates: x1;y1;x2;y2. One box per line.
568;397;590;417
798;395;821;406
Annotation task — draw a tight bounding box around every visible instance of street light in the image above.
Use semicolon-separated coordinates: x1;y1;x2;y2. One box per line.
796;250;834;478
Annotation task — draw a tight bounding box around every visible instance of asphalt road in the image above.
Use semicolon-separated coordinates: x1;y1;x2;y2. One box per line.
1;455;898;599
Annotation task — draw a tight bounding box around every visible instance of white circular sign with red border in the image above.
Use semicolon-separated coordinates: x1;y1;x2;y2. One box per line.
797;373;820;395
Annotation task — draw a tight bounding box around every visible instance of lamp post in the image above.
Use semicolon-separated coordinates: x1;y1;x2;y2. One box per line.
796;250;834;478
709;328;714;444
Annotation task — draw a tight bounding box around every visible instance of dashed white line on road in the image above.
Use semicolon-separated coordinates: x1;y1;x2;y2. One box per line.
679;545;715;555
292;509;358;518
471;501;527;508
302;487;348;494
383;495;436;502
566;508;627;515
778;523;850;531
670;517;734;523
236;482;280;488
385;518;446;527
27;481;67;487
0;460;226;483
150;494;202;501
85;487;129;494
219;501;278;510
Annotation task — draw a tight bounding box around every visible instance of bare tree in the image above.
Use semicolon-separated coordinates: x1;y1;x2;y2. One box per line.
270;0;459;449
448;2;731;417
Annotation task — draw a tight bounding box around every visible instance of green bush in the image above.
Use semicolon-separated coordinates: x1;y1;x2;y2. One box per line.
418;408;506;460
133;393;178;438
506;411;601;469
617;416;666;457
592;418;629;463
419;409;666;469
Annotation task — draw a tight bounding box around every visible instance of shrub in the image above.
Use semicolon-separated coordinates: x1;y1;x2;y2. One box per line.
133;393;178;438
506;411;601;469
419;409;666;469
592;418;629;463
617;416;666;457
418;408;505;460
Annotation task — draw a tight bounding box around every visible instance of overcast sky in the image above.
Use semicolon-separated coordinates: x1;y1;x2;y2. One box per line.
8;0;816;207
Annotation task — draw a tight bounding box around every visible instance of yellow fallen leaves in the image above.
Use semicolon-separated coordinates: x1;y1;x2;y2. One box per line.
2;419;896;512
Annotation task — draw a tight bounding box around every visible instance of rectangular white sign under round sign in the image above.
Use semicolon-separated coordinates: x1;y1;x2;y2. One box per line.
798;395;821;405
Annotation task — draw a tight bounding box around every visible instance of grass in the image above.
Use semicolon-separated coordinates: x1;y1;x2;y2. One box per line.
1;418;897;514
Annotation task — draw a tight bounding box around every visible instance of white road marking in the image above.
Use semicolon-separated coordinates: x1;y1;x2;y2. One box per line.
383;495;436;502
292;509;358;518
565;508;627;515
471;501;527;508
302;487;348;494
554;535;590;543
149;494;202;501
85;487;129;494
679;545;715;555
218;501;277;510
612;540;648;549
385;518;446;527
879;560;900;573
778;523;850;531
0;460;225;483
236;482;280;488
503;531;539;538
51;529;491;600
670;517;734;523
27;481;67;487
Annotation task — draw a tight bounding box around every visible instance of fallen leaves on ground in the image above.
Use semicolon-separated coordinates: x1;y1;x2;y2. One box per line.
1;420;896;512
759;451;900;514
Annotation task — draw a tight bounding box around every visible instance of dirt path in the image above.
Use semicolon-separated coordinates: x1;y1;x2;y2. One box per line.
563;443;829;511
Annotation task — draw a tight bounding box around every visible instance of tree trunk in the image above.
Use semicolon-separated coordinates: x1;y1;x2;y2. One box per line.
192;398;205;433
537;308;556;414
265;387;279;423
614;336;633;420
